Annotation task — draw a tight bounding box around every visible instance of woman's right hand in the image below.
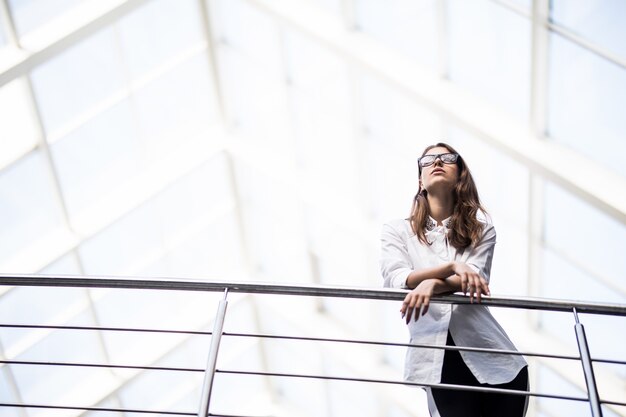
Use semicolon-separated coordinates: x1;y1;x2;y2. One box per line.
451;261;490;303
401;280;438;324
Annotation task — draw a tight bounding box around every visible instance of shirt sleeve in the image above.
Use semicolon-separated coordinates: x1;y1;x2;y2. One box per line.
380;221;412;289
465;222;496;283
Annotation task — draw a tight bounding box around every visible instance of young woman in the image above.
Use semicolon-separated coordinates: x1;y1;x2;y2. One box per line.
380;143;528;417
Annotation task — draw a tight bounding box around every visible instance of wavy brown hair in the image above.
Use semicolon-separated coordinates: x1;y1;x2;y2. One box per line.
410;142;487;250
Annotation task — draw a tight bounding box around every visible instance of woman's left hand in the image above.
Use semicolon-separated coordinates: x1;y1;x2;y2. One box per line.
401;280;437;324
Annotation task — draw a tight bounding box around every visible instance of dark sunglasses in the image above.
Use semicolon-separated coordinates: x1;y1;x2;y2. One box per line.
418;153;459;169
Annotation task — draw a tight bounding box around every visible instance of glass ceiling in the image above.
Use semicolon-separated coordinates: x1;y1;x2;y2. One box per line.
0;0;625;416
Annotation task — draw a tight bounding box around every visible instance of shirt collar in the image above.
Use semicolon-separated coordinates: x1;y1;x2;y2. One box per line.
426;216;452;231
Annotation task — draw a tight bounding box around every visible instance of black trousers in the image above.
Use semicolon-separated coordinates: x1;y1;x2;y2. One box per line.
429;333;529;417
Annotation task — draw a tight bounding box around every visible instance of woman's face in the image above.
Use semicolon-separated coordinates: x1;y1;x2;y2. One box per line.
419;146;459;194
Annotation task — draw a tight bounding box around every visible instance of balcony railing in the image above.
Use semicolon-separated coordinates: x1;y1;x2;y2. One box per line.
0;274;625;417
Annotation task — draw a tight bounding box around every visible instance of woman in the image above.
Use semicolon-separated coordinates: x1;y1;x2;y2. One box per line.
380;143;528;417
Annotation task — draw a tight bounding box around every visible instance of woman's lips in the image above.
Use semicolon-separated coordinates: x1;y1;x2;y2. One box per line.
431;168;445;175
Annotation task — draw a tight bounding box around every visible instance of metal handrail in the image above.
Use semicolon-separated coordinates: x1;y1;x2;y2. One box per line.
1;274;625;417
1;274;625;315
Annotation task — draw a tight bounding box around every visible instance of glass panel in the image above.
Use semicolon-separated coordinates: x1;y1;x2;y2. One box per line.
0;78;39;169
49;99;142;220
552;0;626;59
355;0;440;70
78;155;235;277
217;47;292;153
30;26;125;134
359;71;441;150
139;213;244;280
39;251;81;274
548;33;626;177
134;157;243;280
448;0;531;122
214;0;289;152
306;207;370;287
284;30;360;199
214;0;283;76
544;181;626;291
117;0;204;80
8;0;86;37
133;53;218;152
0;150;66;268
234;161;311;283
76;197;168;276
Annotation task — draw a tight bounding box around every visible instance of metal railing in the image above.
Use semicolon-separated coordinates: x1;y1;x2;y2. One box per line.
0;274;625;417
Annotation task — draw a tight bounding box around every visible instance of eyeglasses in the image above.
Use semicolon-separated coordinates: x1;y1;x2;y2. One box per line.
418;152;459;168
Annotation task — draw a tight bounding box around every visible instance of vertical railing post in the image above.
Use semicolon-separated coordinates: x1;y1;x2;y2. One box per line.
573;307;603;417
197;288;229;417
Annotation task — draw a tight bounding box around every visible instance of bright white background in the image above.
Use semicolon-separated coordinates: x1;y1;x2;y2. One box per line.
0;0;624;416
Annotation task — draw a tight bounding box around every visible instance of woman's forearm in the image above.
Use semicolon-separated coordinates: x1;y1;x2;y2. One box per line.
415;276;462;295
440;275;462;293
405;262;456;289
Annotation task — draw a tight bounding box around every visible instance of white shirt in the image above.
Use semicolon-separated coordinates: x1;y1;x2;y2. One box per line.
380;217;527;385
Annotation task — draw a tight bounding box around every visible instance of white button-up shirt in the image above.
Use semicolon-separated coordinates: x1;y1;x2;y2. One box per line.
380;217;527;385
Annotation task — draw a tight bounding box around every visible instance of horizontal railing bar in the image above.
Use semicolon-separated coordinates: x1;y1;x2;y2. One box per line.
0;323;212;336
0;324;622;365
0;324;626;370
220;369;626;407
207;415;274;417
225;332;583;362
0;403;195;415
7;358;623;406
0;403;265;417
216;369;592;403
2;362;623;407
592;357;626;366
207;415;272;417
0;360;203;373
0;325;589;363
602;400;626;407
1;274;625;316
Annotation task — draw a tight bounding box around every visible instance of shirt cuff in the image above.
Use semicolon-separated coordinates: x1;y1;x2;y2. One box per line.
388;269;411;289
